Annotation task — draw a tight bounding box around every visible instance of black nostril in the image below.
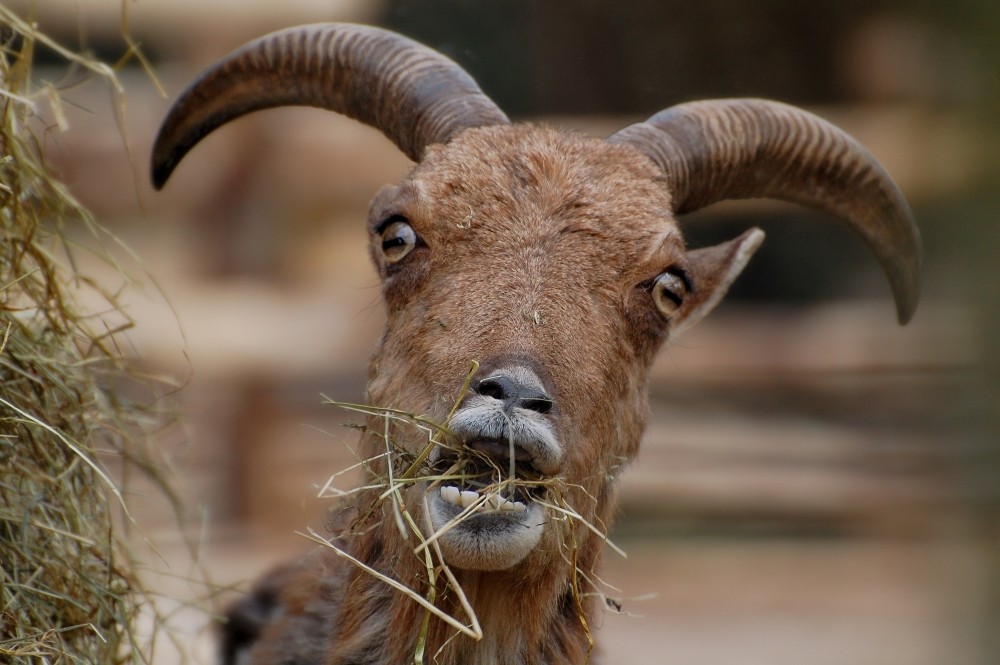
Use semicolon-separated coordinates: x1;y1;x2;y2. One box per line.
476;373;554;414
520;394;553;414
477;375;518;402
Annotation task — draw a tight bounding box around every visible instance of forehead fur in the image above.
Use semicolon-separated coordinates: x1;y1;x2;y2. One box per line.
412;124;677;237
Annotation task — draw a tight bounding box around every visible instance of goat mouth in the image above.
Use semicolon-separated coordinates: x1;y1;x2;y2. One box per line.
424;434;557;570
431;438;549;509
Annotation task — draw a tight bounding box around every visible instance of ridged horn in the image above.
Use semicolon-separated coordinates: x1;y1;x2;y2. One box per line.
151;23;509;189
609;99;922;324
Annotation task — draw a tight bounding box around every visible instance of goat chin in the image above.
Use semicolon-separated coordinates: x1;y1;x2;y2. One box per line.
426;488;546;571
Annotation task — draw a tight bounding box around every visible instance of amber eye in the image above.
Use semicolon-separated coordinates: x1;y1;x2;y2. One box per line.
651;271;688;318
379;219;417;263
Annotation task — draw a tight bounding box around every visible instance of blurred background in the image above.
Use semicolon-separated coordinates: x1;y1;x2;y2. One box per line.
7;0;998;663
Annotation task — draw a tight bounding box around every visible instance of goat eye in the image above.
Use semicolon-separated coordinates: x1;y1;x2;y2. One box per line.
380;220;417;263
651;271;687;318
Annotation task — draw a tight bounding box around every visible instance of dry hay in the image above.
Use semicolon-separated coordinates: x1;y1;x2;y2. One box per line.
316;364;628;664
1;9;182;664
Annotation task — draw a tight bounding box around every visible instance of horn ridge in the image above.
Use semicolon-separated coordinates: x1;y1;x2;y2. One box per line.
151;23;509;189
610;98;922;324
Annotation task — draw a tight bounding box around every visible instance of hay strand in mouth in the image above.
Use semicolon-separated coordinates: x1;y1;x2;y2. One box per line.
313;361;630;660
313;363;489;651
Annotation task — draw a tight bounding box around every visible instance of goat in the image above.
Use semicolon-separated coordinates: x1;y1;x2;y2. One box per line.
151;23;922;665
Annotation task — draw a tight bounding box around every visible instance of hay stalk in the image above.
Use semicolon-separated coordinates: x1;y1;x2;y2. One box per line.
1;8;183;663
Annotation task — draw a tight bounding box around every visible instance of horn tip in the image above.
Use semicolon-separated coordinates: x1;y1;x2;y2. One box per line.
893;225;923;326
150;164;170;191
150;166;169;191
895;292;920;326
892;261;922;326
150;142;179;191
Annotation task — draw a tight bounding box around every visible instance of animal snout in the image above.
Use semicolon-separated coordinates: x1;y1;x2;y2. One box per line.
447;361;563;475
474;368;553;415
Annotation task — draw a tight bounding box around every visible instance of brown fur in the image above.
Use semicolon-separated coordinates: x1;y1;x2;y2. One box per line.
225;125;758;665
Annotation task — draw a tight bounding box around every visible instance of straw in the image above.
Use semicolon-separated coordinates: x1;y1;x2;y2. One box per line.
1;7;188;663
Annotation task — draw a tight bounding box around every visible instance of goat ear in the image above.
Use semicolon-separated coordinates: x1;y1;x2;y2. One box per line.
669;227;765;339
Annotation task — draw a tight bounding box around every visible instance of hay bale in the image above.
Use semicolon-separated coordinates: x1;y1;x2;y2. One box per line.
1;10;177;663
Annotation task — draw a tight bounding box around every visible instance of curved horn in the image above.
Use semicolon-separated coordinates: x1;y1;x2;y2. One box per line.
609;99;922;324
151;23;509;189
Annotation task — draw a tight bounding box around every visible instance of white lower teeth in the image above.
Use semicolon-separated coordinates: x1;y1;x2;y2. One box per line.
440;485;460;505
438;485;527;513
507;500;527;513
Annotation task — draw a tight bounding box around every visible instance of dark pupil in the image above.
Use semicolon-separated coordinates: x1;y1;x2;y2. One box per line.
382;235;407;250
660;286;682;306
